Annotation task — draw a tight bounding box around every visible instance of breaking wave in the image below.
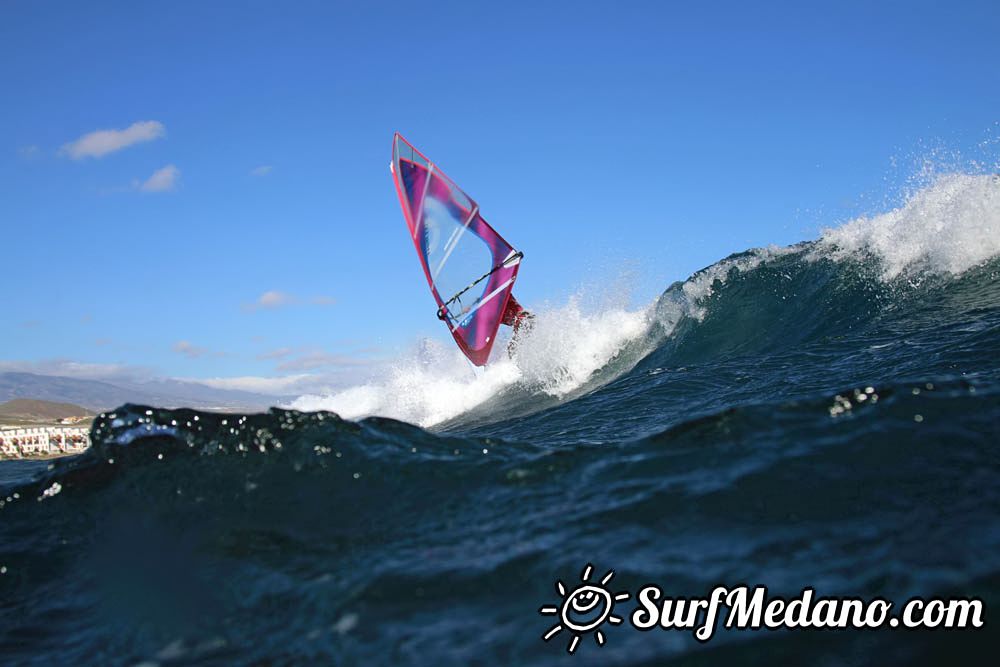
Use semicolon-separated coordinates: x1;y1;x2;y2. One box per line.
293;173;1000;428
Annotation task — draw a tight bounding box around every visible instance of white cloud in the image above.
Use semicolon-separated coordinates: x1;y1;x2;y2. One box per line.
259;290;294;308
242;290;335;312
140;164;180;192
250;165;273;177
243;290;296;311
186;366;381;396
2;357;381;401
244;290;304;311
191;374;317;395
0;358;154;382
276;352;371;372
256;347;294;361
172;340;207;359
60;120;166;159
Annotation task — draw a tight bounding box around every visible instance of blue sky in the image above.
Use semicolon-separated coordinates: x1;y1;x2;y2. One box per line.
2;0;999;394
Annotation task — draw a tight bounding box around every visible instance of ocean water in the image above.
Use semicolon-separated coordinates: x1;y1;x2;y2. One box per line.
2;174;999;665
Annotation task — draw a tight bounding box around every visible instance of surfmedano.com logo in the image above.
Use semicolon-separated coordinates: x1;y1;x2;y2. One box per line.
538;564;631;654
539;563;985;655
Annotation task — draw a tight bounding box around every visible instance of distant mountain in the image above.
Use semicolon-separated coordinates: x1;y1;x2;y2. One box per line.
0;398;94;421
0;372;285;413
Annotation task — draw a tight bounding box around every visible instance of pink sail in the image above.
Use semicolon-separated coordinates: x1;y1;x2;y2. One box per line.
391;133;522;366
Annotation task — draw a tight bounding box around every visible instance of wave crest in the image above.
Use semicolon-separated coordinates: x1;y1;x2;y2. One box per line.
817;173;1000;279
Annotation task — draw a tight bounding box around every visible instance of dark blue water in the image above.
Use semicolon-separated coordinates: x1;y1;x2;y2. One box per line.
2;177;999;665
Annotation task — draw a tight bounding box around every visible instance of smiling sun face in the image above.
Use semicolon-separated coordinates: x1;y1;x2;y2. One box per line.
539;564;630;654
564;585;612;631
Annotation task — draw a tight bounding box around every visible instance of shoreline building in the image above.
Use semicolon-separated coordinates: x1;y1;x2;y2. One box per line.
0;426;91;458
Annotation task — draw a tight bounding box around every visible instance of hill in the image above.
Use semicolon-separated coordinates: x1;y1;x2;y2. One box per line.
0;372;285;413
0;398;94;422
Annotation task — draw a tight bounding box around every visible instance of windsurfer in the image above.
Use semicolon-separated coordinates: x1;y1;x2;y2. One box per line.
502;294;533;357
501;295;531;331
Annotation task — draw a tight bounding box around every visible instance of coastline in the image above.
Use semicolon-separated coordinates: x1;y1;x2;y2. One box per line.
0;451;81;462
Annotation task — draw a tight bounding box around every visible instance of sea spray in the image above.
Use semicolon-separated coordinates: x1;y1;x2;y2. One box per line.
816;173;1000;279
291;299;654;427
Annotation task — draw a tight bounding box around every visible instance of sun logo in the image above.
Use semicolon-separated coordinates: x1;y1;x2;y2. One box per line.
539;563;630;654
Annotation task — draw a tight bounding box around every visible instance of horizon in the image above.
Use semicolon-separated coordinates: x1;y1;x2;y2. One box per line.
3;1;999;398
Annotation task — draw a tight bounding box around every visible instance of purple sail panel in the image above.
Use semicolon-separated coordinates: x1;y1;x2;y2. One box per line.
391;133;521;366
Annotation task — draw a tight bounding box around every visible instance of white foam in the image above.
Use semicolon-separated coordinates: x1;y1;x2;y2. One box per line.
512;296;653;396
817;173;1000;280
289;299;652;427
290;342;519;427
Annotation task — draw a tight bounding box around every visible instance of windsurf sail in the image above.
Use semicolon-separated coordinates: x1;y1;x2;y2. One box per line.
390;133;522;366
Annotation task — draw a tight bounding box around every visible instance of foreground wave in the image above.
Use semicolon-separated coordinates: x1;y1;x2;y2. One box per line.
1;174;999;665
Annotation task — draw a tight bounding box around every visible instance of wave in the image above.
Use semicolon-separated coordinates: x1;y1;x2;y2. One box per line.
3;373;998;664
292;173;1000;428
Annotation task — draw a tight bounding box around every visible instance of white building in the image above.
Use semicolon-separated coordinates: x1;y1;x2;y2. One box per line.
0;426;91;458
